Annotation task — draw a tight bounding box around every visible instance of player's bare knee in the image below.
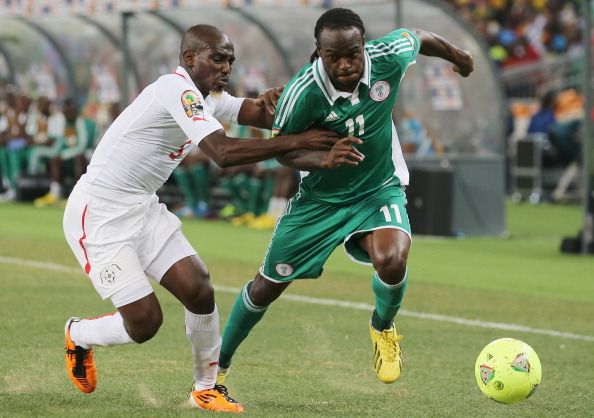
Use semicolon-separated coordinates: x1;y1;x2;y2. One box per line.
125;310;163;343
374;252;408;285
185;279;215;312
249;274;289;306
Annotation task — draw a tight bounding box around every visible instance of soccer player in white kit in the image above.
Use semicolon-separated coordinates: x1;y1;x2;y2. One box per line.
62;24;347;413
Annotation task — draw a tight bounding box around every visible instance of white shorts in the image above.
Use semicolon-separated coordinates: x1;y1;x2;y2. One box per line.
63;182;197;307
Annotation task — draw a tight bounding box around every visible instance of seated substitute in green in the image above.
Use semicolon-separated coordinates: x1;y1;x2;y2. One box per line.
218;7;474;386
34;98;96;207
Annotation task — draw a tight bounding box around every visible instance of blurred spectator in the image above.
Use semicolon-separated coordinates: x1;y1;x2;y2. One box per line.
33;98;96;207
27;96;65;175
247;165;297;230
549;118;581;166
548;89;583;169
448;0;582;67
218;124;269;223
94;102;121;141
399;112;442;157
549;116;581;202
173;146;212;218
503;37;541;67
0;92;31;201
525;89;559;168
527;90;557;134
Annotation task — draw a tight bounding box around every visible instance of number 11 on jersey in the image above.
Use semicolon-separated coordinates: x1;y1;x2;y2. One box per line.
345;115;365;136
380;204;402;224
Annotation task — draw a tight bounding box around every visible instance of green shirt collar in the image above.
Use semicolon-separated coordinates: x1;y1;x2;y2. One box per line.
313;50;372;105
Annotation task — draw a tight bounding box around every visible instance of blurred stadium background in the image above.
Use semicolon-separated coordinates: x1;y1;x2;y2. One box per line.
0;0;591;241
0;1;593;416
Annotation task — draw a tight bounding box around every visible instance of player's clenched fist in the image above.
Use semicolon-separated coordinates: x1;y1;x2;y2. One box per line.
256;85;284;115
453;49;474;78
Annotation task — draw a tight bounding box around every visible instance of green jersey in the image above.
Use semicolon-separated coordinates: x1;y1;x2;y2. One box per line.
273;29;420;204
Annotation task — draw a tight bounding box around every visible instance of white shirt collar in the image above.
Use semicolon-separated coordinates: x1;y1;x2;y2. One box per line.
174;66;194;85
313;50;371;105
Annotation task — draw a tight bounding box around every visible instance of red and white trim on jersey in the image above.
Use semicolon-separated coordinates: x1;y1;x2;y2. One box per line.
78;204;91;275
80;66;243;203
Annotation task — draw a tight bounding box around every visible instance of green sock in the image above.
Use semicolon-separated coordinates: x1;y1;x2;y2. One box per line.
219;282;268;369
247;178;262;215
173;167;197;208
189;164;210;206
371;270;408;331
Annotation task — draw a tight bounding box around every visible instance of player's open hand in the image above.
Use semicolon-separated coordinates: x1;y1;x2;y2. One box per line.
255;85;284;115
294;128;341;150
321;136;364;169
453;49;474;77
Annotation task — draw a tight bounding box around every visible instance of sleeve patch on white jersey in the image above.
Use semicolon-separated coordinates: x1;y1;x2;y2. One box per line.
181;90;206;121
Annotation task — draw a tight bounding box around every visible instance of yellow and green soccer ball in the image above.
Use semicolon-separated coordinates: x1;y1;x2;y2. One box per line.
475;338;542;404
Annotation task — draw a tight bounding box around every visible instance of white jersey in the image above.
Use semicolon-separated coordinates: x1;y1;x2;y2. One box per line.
82;66;244;203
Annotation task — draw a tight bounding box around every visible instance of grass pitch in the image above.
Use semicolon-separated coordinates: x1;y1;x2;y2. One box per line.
0;201;593;417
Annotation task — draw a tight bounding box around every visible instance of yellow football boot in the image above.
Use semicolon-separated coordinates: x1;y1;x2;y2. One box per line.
216;366;230;385
369;323;403;384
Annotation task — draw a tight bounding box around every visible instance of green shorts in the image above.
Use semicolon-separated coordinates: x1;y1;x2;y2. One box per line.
259;184;411;282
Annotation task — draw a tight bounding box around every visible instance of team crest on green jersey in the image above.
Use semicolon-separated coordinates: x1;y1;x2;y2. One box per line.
370;80;390;102
275;263;293;277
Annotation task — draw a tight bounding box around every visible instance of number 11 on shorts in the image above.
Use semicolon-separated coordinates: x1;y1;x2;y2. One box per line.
380;204;402;224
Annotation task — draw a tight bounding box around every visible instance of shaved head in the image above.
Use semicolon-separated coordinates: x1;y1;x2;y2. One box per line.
180;24;228;61
179;24;235;96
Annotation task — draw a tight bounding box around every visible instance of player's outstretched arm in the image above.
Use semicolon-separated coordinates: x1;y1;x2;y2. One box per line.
414;29;474;77
237;86;284;129
198;128;339;168
277;136;364;170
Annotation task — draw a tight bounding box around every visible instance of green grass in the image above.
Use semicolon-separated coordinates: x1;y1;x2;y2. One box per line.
0;201;593;417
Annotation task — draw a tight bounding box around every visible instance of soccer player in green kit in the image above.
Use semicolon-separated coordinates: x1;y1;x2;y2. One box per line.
219;8;474;386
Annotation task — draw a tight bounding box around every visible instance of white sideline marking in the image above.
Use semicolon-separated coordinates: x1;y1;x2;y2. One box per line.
2;256;593;343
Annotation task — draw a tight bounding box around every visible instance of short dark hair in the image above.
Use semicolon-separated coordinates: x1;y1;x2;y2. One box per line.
310;8;366;62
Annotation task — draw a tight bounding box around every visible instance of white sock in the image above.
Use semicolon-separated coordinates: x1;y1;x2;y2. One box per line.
185;306;221;391
70;312;134;348
50;181;62;197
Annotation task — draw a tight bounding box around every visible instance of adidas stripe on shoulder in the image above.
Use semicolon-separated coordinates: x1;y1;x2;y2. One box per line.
274;67;315;128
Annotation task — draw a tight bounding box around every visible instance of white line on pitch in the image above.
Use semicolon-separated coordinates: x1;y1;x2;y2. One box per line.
2;256;593;343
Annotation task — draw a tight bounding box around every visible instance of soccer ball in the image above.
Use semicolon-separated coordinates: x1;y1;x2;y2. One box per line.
474;338;542;404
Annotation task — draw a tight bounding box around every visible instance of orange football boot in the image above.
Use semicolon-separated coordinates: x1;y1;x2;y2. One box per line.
188;384;244;413
65;317;97;393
